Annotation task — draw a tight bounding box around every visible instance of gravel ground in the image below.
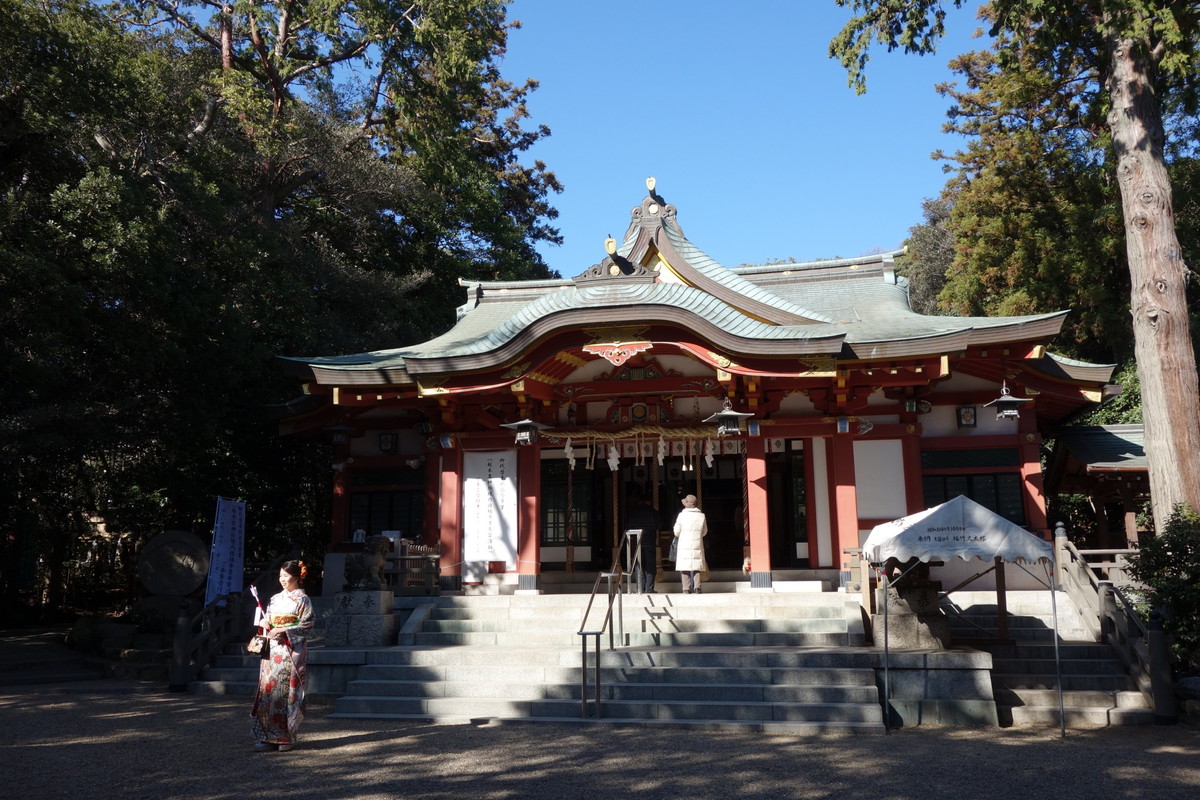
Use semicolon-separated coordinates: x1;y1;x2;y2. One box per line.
2;685;1199;800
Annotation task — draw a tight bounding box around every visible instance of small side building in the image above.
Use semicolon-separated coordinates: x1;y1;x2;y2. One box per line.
1044;424;1148;548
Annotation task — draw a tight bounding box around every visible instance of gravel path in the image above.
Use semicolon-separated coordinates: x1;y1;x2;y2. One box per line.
2;685;1199;800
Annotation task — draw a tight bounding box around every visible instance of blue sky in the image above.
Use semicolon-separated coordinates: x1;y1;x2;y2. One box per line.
500;1;988;277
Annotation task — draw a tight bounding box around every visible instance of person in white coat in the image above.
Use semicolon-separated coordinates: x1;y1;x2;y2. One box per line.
672;494;708;593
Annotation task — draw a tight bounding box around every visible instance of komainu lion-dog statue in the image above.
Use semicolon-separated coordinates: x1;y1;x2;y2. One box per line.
344;535;393;590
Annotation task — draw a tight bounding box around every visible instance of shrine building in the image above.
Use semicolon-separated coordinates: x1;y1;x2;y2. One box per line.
278;180;1116;593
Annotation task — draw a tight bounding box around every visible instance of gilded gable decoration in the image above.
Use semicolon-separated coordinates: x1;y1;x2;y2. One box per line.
582;341;653;366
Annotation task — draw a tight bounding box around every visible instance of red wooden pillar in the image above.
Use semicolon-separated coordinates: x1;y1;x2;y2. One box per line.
1018;412;1049;533
438;448;463;589
328;440;351;549
423;457;440;549
744;437;772;587
516;444;542;592
829;434;861;569
901;427;925;514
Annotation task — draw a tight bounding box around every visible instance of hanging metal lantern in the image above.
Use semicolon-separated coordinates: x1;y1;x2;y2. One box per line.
983;381;1032;421
501;418;551;445
703;397;754;436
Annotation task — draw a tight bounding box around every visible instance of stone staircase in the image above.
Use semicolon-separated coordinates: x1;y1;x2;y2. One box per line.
942;590;1153;727
537;568;833;595
323;589;886;732
192;645;261;696
202;580;1146;731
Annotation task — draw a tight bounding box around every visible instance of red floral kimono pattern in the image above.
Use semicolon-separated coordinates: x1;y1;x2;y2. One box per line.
250;588;314;744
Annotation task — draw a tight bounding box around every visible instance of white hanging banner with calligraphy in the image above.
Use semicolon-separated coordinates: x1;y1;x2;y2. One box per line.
461;450;519;579
205;497;246;606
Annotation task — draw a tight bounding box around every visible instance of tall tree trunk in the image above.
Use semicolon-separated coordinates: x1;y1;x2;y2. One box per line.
220;6;233;73
1106;34;1200;532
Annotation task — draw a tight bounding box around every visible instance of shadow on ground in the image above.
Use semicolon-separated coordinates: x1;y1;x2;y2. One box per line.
2;689;1199;800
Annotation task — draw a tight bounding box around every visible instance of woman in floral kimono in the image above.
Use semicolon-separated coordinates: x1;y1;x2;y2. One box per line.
251;559;314;752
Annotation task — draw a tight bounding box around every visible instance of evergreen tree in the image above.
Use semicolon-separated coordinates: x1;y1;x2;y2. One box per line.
0;0;560;617
831;1;1200;529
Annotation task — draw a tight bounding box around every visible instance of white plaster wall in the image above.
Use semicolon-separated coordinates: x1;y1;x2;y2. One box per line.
864;388;890;407
347;427;425;457
923;373;1030;437
940;373;997;392
921;405;960;437
923;402;1027;438
931;556;1051;591
561;353;709;383
777;390;818;415
853;439;908;521
963;407;1024;436
671;395;724;421
810;437;832;567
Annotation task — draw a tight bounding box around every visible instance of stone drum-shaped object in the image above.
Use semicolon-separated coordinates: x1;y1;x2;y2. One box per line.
138;530;210;597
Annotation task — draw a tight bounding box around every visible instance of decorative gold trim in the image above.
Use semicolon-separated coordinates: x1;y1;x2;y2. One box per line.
555;352;588;368
583;326;649;344
502;361;531;379
417;380;449;396
582;341;654;366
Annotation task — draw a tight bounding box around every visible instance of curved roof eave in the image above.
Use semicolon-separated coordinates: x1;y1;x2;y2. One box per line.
1036;351;1118;383
842;330;974;360
402;303;849;375
961;310;1069;345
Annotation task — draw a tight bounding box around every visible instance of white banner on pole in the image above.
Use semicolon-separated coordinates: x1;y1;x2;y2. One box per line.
461;450;518;579
205;497;246;606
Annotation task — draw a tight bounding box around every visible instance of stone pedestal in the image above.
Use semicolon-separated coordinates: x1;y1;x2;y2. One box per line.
874;648;1000;726
321;590;398;647
873;584;950;650
321;553;349;596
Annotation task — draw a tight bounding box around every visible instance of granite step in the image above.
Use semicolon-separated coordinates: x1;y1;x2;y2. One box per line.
331;695;884;725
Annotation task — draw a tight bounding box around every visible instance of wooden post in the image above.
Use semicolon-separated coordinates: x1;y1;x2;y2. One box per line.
438;448;463;590
994;556;1008;642
744;437;771;587
516;444;541;592
169;602;191;692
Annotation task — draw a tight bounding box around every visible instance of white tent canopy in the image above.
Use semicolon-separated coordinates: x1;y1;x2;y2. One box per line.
863;495;1052;566
863;495;1064;734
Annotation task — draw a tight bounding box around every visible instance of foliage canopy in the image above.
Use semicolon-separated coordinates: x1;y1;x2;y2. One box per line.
0;0;560;619
1128;506;1200;671
832;1;1200;530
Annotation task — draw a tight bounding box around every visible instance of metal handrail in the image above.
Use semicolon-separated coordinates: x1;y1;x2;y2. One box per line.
576;529;644;718
168;548;300;692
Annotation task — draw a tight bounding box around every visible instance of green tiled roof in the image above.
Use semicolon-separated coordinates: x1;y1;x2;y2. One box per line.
283;187;1105;382
1054;425;1146;472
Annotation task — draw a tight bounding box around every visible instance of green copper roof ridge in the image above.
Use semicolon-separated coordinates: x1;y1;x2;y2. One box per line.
732;248;907;274
658;224;835;324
